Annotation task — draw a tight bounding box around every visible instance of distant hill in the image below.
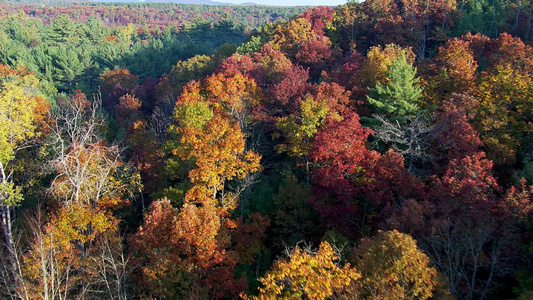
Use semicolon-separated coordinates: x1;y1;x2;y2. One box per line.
95;0;232;4
8;0;265;5
94;0;263;4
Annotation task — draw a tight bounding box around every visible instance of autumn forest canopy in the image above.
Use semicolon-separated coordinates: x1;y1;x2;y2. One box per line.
2;0;533;299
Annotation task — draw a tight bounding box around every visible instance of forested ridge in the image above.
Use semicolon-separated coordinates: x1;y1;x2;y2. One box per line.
1;0;533;299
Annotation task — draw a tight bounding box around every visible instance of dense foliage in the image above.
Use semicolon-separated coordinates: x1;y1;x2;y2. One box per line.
1;0;533;299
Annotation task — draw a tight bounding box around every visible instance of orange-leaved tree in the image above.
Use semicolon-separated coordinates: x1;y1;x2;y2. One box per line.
130;198;247;299
172;78;261;212
133;72;263;298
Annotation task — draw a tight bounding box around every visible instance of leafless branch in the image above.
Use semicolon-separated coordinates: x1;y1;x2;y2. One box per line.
373;114;433;171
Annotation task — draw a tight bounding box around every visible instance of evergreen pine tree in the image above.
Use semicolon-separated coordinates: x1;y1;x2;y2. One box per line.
367;53;422;119
47;14;80;46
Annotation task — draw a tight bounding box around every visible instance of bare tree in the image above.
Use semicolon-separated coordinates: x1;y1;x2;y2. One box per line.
421;217;511;300
38;92;138;300
90;231;135;300
0;165;22;300
373;114;433;172
0;226;29;300
47;92;123;208
49;92;103;153
148;95;174;145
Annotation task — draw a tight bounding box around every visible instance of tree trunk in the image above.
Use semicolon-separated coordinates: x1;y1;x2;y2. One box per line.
515;1;522;29
0;162;18;298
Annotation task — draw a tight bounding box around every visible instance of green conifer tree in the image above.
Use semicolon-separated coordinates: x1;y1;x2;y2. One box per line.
47;14;80;46
367;53;422;119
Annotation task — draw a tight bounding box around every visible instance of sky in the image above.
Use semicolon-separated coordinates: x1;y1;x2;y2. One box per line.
224;0;349;6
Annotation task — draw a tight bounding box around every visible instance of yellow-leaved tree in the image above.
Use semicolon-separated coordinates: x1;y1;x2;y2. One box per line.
353;230;439;300
247;241;360;299
0;64;49;298
23;204;125;300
